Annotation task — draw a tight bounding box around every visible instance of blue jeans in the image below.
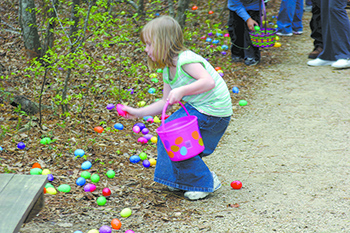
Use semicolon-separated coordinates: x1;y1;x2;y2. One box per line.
154;103;231;192
277;0;304;34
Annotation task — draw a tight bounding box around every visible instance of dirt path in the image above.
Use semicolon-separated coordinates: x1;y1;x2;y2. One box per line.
20;12;350;233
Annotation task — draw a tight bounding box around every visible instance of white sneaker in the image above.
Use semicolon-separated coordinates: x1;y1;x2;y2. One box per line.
184;172;221;200
307;58;335;66
167;186;181;192
331;59;350;69
276;32;293;36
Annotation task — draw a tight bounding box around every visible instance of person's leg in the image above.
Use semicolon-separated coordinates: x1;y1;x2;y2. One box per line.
292;0;304;33
277;0;296;35
244;10;260;65
227;10;245;61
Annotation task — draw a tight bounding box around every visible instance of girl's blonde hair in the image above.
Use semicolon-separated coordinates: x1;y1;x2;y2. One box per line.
140;16;187;69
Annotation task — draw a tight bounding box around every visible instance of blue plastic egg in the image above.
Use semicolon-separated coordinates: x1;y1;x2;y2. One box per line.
76;177;86;186
212;39;219;44
221;51;227;55
143;116;152;121
74;231;83;233
232;86;239;94
130;155;141;163
155;13;160;16
216;33;223;37
114;123;124;130
47;174;54;181
81;161;92;170
143;160;151;168
0;146;2;151
148;87;156;94
17;142;25;149
74;149;85;157
206;38;212;42
221;45;229;50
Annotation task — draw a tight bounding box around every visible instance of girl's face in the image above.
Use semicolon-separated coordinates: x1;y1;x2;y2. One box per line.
144;35;156;62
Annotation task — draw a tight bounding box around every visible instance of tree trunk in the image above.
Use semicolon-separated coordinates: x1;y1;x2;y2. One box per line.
69;0;80;44
167;0;174;18
19;0;41;59
42;0;58;55
137;0;144;15
175;0;191;29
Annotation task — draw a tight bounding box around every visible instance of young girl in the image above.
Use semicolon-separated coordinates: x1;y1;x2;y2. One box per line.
121;16;233;200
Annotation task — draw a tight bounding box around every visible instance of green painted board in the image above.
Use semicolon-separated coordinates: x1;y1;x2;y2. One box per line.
0;174;47;233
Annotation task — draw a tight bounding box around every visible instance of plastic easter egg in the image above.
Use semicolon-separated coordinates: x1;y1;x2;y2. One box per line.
208;32;213;36
215;67;221;71
40;137;51;145
76;177;86;186
212;39;219;44
153;116;160;123
111;218;122;230
138;137;148;144
114;123;124;130
125;230;135;233
157;68;163;73
216;32;223;37
191;5;198;10
200;35;207;40
57;184;71;193
32;162;41;169
142;160;151;168
137;101;146;107
102;187;111;197
81;171;91;179
0;146;2;151
155;13;160;16
149;73;157;78
139;152;147;160
42;169;51;175
74;149;85;157
239;100;248;106
120;208;132;218
232;86;239;94
97;196;107;206
30;168;42;175
116;104;127;117
221;45;229;50
129;155;141;163
221;51;227;56
208;10;214;14
147;118;154;123
254;25;260;31
132;125;140;134
17;142;25;149
91;174;100;183
46;187;57;195
151;78;159;83
150;136;158;143
128;88;134;94
143;116;152;121
81;161;92;170
84;184;91;192
141;128;149;135
274;42;281;47
134;122;146;131
144;134;153;140
205;38;212;42
94;126;104;134
99;225;112;233
87;229;99;233
45;183;54;188
47;174;54;181
149;158;157;166
275;36;280;41
231;180;242;189
217;69;223;74
106;104;115;110
74;231;83;233
148;88;156;94
106;170;115;178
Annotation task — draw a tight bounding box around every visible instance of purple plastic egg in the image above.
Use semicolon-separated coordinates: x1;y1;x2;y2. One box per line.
142;160;151;168
106;104;115;110
128;88;134;94
144;134;153;140
219;72;224;77
47;174;54;181
99;225;112;233
134;122;145;131
83;184;91;192
141;128;149;135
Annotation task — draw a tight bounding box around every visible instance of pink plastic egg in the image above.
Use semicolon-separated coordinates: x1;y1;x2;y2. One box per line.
132;126;140;133
138;137;148;144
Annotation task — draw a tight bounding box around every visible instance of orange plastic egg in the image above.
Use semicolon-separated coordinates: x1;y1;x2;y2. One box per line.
111;218;122;230
32;162;42;169
94;126;104;134
208;10;214;14
192;5;198;10
215;67;222;71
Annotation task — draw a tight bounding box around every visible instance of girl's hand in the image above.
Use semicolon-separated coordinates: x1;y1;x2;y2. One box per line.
167;87;185;105
121;105;139;119
247;18;258;31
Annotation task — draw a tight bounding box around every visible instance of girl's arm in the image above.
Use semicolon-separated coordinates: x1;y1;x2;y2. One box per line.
167;63;215;104
122;83;172;119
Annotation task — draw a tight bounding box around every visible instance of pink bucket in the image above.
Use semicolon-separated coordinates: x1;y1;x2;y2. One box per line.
156;101;205;162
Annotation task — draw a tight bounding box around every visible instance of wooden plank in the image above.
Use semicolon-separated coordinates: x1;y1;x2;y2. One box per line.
0;173;14;192
0;174;47;233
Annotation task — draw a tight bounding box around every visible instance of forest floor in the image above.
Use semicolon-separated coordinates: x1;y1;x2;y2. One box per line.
1;5;350;233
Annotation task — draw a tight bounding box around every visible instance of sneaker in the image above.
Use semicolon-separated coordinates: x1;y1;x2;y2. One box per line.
276;32;293;36
167;186;181;192
308;47;323;59
231;56;243;63
331;59;350;69
244;58;260;66
292;30;303;35
184;172;221;201
304;5;312;12
307;58;335;66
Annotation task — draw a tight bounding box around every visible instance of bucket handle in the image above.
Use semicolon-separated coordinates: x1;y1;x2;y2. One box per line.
161;101;190;130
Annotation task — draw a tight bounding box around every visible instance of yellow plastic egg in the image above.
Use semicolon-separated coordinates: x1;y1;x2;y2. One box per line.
42;169;51;175
46;187;57;195
149;73;157;78
217;69;223;73
153;116;161;123
151;136;158;143
87;230;99;233
137;101;146;107
275;36;280;41
149;158;157;166
274;42;281;48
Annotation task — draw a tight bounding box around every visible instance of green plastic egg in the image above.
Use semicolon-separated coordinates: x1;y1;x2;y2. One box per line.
120;208;132;218
45;183;54;188
239;100;248;106
30;168;42;175
97;196;107;206
81;171;91;179
106;170;115;178
57;184;71;193
91;174;100;183
139;152;147;160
